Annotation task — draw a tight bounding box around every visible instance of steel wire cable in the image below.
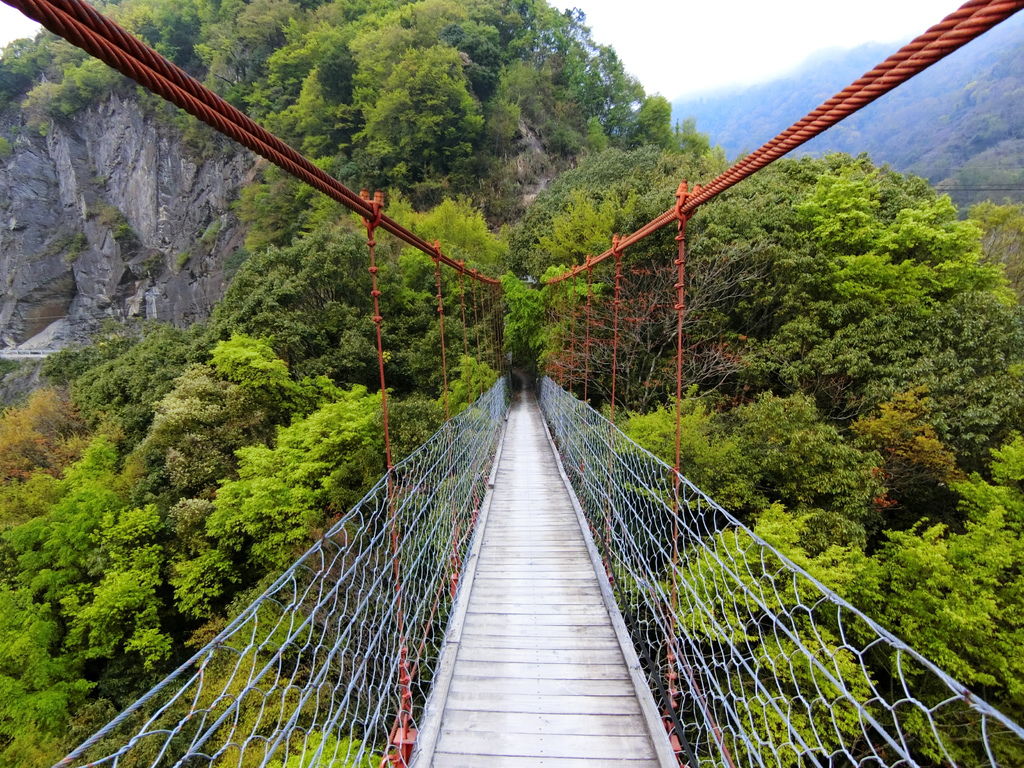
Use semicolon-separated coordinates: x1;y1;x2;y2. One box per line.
55;380;509;768
538;377;1024;768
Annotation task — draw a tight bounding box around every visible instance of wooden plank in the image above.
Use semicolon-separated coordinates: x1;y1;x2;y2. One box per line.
477;559;591;565
458;633;621;651
456;647;626;666
483;528;581;532
450;660;630;682
467;594;603;606
481;535;582;543
470;587;600;599
476;553;592;561
438;709;649;737
466;602;607;615
472;570;599;580
460;622;618;638
476;547;588;554
476;552;592;560
436;729;657;760
480;541;585;547
443;690;643;716
432;754;658;768
464;613;611;629
469;576;602;586
468;606;610;618
465;591;605;603
475;569;598;573
469;584;601;596
474;560;595;569
449;675;632;697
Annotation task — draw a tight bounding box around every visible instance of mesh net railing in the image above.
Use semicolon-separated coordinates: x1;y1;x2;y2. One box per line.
538;376;1024;768
58;378;509;768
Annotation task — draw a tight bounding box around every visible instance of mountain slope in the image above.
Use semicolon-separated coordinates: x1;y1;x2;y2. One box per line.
672;12;1024;208
0;0;676;349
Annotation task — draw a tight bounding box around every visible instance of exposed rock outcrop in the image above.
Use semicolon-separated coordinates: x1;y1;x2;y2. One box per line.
0;91;253;348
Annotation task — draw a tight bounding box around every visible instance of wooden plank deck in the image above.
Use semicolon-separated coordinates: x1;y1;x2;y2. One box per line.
414;390;674;767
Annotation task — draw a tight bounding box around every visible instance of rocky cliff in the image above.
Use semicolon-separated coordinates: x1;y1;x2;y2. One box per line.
0;91;253;349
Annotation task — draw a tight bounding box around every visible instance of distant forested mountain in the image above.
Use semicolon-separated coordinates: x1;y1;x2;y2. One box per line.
672;12;1024;209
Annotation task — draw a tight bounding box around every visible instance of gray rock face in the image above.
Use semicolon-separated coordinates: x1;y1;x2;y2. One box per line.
0;91;253;348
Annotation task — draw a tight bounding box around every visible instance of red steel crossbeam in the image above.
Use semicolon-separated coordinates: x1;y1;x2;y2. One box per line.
3;0;500;286
546;0;1024;285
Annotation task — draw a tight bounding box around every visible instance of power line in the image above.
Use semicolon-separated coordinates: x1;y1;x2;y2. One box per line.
937;186;1024;191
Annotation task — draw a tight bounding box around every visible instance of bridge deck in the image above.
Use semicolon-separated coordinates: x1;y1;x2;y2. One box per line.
416;391;671;767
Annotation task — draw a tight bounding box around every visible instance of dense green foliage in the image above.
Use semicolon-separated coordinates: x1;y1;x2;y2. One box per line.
0;205;501;763
509;148;1024;740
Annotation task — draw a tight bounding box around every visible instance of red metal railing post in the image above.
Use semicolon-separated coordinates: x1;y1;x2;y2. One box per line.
610;236;623;424
362;189;393;471
433;242;450;420
583;257;593;404
459;266;469;358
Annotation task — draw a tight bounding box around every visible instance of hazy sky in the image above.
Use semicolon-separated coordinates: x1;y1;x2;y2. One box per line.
0;0;966;99
568;0;965;98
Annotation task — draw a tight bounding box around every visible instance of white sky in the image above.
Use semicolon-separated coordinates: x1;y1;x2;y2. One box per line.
0;6;39;48
568;0;965;98
1;1;965;98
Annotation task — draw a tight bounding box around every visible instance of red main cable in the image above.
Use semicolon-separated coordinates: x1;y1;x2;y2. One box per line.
547;0;1024;284
3;0;500;285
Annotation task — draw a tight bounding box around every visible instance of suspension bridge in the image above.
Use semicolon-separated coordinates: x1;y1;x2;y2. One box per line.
4;0;1024;764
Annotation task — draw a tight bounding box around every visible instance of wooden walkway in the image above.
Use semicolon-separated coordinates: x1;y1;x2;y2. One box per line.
414;391;674;767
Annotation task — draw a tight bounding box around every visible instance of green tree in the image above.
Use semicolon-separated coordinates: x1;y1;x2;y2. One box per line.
627;95;674;150
501;273;545;371
208;227;375;383
448;354;498;414
850;436;1024;763
852;388;961;525
5;438;126;605
624;392;882;551
730;394;882;550
173;386;383;618
0;588;90;767
65;504;171;669
537;189;623;264
393;196;508;269
623;398;755;511
970;201;1024;300
44;323;200;448
358;45;483;192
